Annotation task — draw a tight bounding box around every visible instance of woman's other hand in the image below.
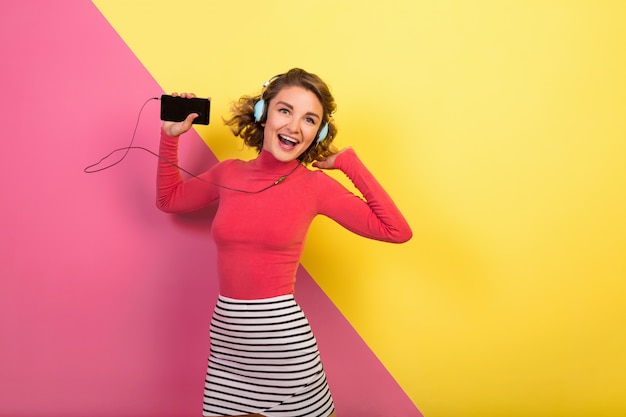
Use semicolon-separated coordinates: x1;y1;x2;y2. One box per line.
312;147;351;170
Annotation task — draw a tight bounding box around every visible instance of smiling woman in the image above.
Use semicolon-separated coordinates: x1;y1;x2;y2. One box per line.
156;68;412;417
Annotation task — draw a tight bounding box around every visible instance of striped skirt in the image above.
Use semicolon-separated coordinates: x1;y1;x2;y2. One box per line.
203;294;335;417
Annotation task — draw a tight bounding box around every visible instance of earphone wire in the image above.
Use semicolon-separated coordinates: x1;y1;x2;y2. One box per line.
84;97;159;174
83;96;302;194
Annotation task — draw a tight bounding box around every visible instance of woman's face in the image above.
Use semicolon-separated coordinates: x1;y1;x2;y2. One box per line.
262;85;324;162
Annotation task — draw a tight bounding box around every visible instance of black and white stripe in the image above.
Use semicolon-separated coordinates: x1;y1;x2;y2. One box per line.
203;294;335;417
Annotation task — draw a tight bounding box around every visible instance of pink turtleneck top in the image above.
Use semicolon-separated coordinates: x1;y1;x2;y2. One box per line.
157;129;412;299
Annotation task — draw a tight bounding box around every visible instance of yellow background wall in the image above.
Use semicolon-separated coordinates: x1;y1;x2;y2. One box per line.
93;1;626;416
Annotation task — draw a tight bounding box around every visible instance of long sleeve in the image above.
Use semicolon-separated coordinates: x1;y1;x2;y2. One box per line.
156;129;220;213
316;148;412;243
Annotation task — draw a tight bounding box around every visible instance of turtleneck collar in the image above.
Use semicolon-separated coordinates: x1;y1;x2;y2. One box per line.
251;149;302;174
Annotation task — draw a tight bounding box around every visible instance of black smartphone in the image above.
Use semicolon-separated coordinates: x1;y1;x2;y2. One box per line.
160;94;211;125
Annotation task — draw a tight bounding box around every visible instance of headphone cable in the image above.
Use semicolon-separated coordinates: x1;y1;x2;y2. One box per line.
83;96;301;194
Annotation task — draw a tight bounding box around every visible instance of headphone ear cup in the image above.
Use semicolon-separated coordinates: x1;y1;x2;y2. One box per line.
317;122;329;143
254;99;265;122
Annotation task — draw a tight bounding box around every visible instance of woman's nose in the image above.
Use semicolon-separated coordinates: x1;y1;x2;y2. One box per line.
286;117;300;133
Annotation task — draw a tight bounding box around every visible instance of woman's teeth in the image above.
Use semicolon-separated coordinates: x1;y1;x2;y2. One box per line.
279;135;298;147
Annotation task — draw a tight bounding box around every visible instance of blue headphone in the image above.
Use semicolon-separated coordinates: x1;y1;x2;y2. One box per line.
253;77;329;144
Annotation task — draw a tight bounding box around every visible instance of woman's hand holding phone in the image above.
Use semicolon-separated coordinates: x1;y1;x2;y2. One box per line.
161;92;202;137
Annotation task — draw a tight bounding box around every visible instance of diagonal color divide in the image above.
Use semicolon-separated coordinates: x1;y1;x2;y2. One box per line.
0;1;422;416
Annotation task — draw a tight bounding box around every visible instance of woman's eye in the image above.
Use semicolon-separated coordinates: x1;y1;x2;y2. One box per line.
305;117;316;124
279;108;290;115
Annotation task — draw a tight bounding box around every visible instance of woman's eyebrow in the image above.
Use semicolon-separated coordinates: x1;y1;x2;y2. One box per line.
276;101;321;120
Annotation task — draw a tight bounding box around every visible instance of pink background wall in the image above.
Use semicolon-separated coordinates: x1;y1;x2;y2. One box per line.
0;2;420;416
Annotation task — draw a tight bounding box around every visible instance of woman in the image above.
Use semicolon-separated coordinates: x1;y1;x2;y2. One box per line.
157;68;412;417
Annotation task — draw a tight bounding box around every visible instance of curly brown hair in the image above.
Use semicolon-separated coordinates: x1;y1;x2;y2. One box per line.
223;68;338;165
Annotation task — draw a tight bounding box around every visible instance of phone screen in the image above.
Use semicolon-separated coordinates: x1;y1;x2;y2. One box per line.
160;95;211;125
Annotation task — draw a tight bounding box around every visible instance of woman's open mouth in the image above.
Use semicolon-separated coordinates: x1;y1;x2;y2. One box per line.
278;134;299;149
